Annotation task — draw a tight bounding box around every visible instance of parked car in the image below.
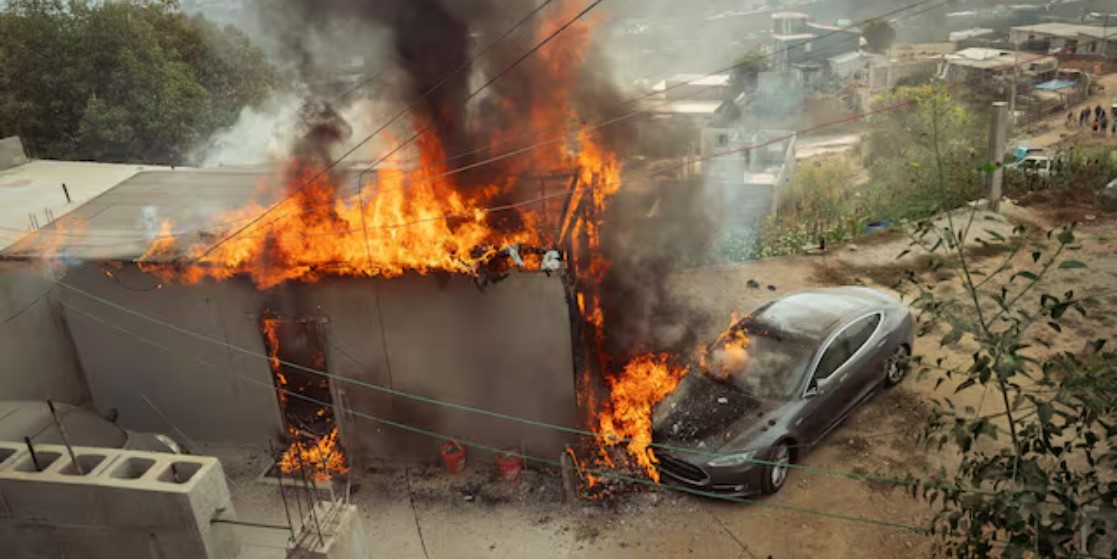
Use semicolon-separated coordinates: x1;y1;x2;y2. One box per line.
653;287;913;496
0;400;184;454
1011;154;1056;177
1103;177;1117;212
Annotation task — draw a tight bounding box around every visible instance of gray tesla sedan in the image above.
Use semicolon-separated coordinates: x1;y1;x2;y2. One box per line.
652;286;913;496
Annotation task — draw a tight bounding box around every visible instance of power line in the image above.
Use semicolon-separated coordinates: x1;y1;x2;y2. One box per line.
210;0;936;254
0;0;951;247
198;0;570;262
226;35;1078;243
3;34;1071;258
58;298;928;535
55;279;993;497
4;19;1091;268
65;293;1105;557
0;281;58;326
257;0;948;230
74;295;1117;559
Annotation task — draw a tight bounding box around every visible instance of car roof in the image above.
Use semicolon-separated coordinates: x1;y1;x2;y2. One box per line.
753;287;898;342
0;400;127;448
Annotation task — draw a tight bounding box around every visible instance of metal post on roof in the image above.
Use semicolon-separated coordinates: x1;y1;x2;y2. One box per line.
23;437;42;472
62;183;71;204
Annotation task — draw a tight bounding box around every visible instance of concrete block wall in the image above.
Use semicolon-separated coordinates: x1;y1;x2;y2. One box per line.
0;441;239;559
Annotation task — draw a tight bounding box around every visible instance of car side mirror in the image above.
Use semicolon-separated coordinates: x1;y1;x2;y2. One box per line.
804;382;820;399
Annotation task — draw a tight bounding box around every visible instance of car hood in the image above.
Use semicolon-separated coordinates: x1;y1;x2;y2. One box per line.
652;372;792;456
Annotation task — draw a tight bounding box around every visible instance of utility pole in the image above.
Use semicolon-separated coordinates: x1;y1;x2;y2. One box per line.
986;101;1008;213
1009;37;1021;117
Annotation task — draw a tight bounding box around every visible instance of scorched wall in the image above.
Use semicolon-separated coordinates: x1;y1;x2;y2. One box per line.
58;263;577;464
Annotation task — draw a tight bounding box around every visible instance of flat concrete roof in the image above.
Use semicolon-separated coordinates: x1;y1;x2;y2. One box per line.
0;160;169;252
638;99;723;116
1;168;277;261
946;47;1056;70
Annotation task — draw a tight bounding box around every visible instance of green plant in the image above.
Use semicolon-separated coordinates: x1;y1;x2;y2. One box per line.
865;84;985;222
900;95;1116;558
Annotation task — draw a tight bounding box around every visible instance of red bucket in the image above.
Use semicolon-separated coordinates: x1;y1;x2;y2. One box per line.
439;439;466;475
497;449;523;482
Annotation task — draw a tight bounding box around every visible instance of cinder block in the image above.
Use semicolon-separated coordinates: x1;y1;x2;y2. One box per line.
0;445;240;559
0;442;24;470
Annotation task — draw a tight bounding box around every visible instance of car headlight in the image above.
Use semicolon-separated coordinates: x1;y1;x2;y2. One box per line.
154;434;183;454
706;450;757;467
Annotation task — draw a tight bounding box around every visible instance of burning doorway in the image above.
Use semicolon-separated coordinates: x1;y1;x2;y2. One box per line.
261;315;349;481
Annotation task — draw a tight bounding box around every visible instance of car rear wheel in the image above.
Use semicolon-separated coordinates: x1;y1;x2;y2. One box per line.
884;345;910;387
760;441;792;495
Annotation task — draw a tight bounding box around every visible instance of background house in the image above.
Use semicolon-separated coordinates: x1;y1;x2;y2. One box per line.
1010;23;1117;58
771;12;862;73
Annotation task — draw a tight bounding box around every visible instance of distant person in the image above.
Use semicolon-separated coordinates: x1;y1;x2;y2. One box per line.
1081;108;1091;125
1112;118;1117;136
1093;119;1100;135
1097;105;1105;118
1067;111;1075;127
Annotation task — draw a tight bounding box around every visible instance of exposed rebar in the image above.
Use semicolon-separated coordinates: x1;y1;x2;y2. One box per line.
46;400;83;475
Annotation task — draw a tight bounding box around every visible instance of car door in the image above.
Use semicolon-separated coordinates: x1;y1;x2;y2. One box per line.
796;314;882;443
838;313;885;409
796;332;853;444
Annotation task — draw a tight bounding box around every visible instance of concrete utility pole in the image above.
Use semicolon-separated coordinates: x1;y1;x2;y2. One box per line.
986;101;1008;213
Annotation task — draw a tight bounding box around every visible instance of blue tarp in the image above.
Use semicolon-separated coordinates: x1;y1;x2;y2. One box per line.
1035;79;1076;91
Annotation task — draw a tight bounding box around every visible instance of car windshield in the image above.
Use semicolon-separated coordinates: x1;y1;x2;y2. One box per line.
719;323;817;400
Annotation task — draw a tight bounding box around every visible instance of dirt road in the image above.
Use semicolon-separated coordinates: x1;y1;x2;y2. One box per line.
1012;73;1117;151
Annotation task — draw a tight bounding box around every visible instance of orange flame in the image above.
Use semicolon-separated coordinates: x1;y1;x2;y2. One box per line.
279;427;349;482
262;317;348;481
596;354;688;482
700;313;751;381
137;4;618;291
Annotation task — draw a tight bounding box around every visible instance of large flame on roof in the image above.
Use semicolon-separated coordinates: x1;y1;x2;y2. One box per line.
139;3;616;291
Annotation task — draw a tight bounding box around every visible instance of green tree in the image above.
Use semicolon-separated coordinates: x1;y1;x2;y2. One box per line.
862;19;896;55
0;0;276;165
728;49;768;98
865;84;984;221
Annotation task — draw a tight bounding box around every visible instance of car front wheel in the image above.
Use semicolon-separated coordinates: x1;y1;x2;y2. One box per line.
760;441;792;494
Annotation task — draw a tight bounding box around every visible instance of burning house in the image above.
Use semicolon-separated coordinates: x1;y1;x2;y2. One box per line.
3;164;583;475
0;0;708;494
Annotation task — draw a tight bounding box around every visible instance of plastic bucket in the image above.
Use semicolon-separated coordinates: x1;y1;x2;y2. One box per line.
497;449;523;482
439;440;466;475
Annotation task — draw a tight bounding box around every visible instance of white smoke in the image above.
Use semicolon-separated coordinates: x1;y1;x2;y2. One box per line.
189;92;306;167
189;88;403;169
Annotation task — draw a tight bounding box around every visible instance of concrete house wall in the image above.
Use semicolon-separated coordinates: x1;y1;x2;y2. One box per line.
0;264;89;404
57;264;577;465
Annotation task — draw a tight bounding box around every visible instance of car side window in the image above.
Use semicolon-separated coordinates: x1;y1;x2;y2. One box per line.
845;314;882;356
813;314;882;381
813;338;850;381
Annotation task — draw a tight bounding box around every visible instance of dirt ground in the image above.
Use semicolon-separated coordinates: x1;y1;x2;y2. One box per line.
212;199;1115;559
